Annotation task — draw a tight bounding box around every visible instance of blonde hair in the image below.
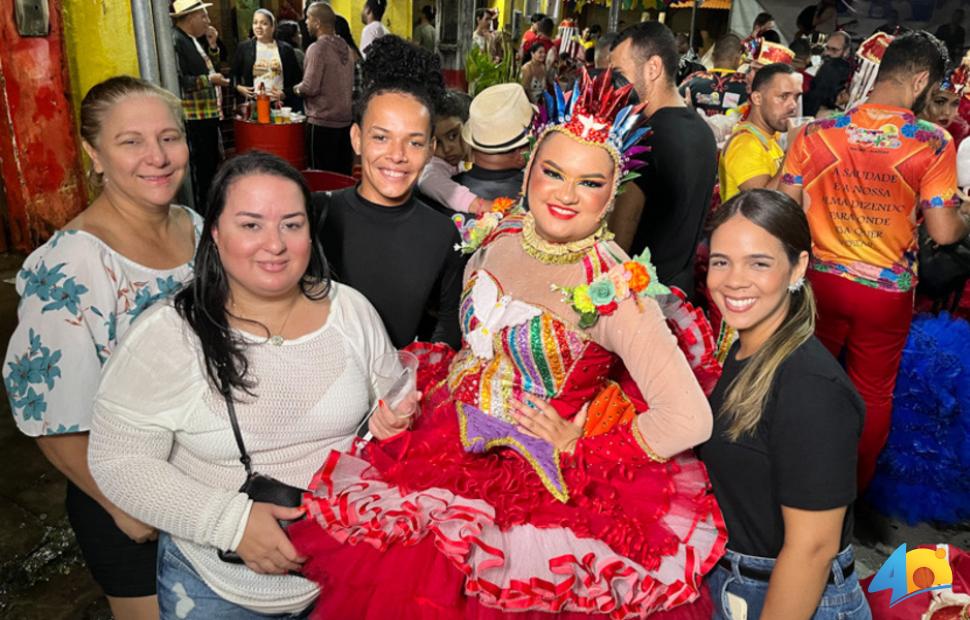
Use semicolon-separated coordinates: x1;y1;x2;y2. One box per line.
709;190;815;441
79;75;183;188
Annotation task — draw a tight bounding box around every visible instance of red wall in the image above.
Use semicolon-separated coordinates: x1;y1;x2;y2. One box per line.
0;2;86;253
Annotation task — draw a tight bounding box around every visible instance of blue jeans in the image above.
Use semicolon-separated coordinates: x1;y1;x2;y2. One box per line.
157;534;313;619
708;546;871;620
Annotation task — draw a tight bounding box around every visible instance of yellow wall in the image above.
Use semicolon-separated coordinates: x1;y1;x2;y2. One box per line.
490;0;544;30
489;0;556;33
60;0;139;119
330;0;412;45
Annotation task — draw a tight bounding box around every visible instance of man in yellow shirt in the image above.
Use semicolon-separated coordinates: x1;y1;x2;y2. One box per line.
719;63;801;201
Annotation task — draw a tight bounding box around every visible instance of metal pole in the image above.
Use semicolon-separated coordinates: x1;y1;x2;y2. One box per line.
131;0;160;83
550;0;562;21
688;1;699;53
457;0;475;74
151;0;195;208
608;0;621;32
152;0;181;96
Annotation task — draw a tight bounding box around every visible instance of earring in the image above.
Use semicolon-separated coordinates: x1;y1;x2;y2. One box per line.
787;277;805;293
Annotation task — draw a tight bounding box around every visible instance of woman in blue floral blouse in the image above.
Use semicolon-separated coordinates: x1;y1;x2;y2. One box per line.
3;76;201;619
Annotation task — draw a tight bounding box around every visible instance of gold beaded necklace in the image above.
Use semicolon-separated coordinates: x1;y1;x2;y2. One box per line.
520;212;613;265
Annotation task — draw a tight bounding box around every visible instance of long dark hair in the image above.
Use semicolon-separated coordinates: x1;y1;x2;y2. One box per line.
174;151;331;395
708;189;815;440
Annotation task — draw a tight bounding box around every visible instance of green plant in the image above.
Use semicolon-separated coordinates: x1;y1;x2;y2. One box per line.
465;34;518;96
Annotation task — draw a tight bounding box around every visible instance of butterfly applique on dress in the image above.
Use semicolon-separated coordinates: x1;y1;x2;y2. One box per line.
464;271;542;360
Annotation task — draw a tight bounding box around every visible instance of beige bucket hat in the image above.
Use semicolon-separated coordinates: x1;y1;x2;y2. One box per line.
462;83;537;154
170;0;212;17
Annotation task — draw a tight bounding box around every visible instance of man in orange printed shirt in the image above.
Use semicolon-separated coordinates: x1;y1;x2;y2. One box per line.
781;32;970;490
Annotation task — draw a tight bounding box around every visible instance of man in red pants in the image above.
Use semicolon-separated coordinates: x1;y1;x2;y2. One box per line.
781;31;970;490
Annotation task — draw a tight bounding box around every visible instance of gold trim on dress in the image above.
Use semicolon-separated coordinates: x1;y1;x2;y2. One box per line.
631;418;670;463
520;213;613;265
456;400;571;503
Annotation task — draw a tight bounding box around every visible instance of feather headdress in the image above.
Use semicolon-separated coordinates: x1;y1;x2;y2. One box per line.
534;67;650;188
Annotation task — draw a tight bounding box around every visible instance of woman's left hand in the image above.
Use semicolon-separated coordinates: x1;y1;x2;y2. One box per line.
510;398;587;454
369;391;422;440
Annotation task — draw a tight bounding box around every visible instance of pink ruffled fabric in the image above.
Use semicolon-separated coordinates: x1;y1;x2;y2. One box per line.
292;450;719;619
289;313;726;618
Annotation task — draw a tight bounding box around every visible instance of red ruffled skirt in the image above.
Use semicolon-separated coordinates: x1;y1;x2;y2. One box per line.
291;374;726;619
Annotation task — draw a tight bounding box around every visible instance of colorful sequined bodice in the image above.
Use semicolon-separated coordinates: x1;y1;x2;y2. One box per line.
449;270;614;417
448;269;616;501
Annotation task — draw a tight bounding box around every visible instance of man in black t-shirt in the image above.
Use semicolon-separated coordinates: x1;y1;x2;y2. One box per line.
609;22;717;299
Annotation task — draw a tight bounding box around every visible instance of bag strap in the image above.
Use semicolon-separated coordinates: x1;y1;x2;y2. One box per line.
220;383;254;477
311;190;331;234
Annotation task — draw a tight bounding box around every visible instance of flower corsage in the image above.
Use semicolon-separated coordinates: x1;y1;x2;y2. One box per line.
453;197;521;254
556;248;670;329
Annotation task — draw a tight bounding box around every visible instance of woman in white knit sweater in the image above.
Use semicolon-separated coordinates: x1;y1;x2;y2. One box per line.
88;152;415;618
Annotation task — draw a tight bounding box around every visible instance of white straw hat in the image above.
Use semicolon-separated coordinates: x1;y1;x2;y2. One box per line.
170;0;212;17
462;83;536;154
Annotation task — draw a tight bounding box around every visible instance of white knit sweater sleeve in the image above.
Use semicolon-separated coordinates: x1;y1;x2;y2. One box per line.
330;283;396;404
88;304;251;552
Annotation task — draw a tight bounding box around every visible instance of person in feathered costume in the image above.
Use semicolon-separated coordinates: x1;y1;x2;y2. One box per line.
866;312;970;525
287;67;727;619
920;58;970;148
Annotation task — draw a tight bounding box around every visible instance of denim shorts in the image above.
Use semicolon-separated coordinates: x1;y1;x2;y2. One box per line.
156;534;313;619
707;546;871;620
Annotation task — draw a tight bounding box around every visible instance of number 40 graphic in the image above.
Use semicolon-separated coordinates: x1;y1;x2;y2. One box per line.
868;544;953;607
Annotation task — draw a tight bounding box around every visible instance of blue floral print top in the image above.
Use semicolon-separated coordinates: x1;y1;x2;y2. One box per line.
4;207;202;436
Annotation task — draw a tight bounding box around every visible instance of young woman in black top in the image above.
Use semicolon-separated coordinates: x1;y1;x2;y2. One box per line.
698;190;870;620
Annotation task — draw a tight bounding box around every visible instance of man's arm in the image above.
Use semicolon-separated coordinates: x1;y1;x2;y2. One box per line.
779;129;809;207
923;203;970;245
295;43;326;97
431;234;465;350
779;180;804;205
739;167;789;192
608;182;645;252
921;139;970;245
174;35;228;92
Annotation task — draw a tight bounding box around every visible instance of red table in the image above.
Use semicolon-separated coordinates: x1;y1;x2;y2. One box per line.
233;119;306;170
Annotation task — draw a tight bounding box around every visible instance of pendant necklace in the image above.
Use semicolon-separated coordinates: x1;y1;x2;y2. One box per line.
231;295;299;346
268;296;299;346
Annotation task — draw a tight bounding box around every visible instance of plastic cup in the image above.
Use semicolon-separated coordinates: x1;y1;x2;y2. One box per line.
372;351;418;412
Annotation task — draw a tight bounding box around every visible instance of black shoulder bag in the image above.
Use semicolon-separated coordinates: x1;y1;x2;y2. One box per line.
917;224;970;302
217;386;308;564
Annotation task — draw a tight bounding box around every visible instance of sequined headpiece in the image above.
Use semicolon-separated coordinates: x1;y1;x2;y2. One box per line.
744;38;795;67
534;67;650;188
857;31;893;64
846;32;894;109
942;59;970;97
